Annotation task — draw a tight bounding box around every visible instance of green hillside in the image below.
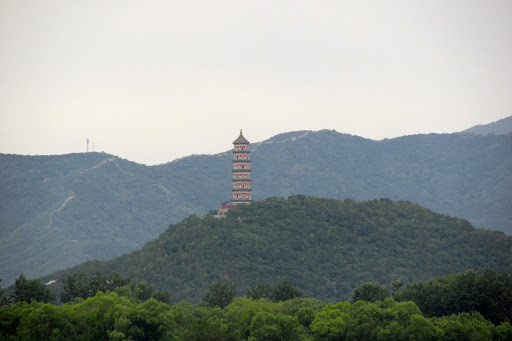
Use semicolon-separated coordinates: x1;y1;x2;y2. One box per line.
1;131;512;286
47;196;512;303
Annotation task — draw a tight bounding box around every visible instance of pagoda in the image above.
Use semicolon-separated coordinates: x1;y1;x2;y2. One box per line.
217;130;252;215
231;129;252;204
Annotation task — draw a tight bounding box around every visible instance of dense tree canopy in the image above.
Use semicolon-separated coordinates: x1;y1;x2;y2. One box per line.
47;196;512;303
352;282;389;303
202;282;237;309
3;271;512;339
2;291;512;340
59;272;170;305
12;274;54;304
393;270;512;325
61;271;131;303
247;281;305;302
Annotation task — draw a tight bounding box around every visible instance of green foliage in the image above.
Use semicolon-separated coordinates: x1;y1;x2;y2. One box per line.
13;273;54;304
223;297;324;340
2;289;512;341
249;311;303;340
61;271;130;303
310;302;350;340
297;307;316;328
247;282;273;300
61;271;170;305
247;280;304;302
2;131;512;286
122;298;174;341
393;270;512;324
272;280;305;302
310;299;443;340
352;282;389;303
202;282;237;309
431;313;495;341
49;196;512;303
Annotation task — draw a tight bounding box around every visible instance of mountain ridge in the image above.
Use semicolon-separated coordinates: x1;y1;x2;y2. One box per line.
462;115;512;135
1;130;511;286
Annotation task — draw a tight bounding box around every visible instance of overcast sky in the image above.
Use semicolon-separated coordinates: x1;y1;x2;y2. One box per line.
1;1;511;165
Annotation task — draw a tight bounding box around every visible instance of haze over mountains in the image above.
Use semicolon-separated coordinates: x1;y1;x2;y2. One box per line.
1;118;511;286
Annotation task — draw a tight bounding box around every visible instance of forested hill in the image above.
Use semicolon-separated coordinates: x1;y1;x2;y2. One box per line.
1;130;512;286
48;196;512;303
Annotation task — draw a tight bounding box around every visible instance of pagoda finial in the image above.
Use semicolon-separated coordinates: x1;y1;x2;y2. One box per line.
240;129;243;135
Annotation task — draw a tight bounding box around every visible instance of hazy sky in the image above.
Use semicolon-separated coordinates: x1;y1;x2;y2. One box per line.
1;1;511;165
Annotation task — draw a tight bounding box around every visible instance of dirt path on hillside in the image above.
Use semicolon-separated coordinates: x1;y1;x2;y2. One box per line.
48;191;75;228
81;157;116;173
157;184;195;214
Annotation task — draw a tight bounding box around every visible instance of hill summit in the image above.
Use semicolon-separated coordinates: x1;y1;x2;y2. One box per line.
50;196;512;303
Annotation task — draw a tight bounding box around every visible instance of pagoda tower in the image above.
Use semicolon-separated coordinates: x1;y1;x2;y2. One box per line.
231;129;252;204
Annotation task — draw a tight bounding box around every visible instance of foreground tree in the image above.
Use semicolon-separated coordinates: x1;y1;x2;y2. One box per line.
2;291;512;340
393;270;512;324
247;283;273;300
202;282;236;309
273;280;305;302
352;282;389;303
61;272;169;304
247;280;305;303
13;273;54;303
61;272;89;303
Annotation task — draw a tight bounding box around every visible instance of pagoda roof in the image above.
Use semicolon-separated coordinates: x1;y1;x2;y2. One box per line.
233;130;250;144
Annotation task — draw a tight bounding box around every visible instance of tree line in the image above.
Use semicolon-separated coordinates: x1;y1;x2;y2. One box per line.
2;272;169;306
1;270;512;340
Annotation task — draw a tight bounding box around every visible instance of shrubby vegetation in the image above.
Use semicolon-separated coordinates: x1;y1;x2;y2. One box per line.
2;131;512;285
48;196;512;303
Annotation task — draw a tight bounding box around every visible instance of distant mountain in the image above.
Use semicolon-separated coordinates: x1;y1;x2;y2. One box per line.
1;131;512;286
462;115;512;135
47;197;512;303
0;153;201;287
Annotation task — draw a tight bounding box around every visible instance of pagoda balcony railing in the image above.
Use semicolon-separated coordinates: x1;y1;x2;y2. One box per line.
233;178;251;182
231;198;252;203
233;169;251;172
232;188;252;192
232;159;250;162
233;150;250;154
